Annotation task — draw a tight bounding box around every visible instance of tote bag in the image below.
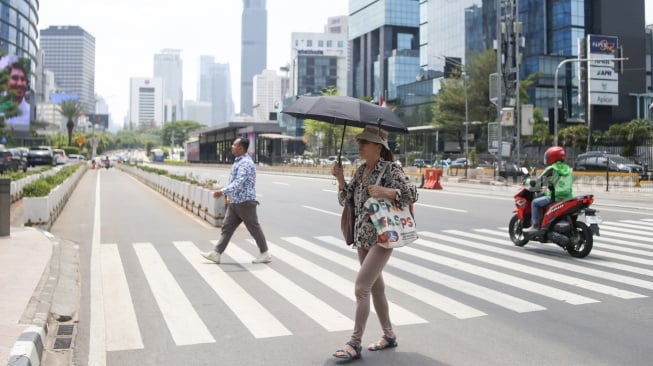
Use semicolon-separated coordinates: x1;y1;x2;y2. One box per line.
340;202;355;245
364;197;417;248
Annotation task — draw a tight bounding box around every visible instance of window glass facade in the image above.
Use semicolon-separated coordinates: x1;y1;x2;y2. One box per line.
0;0;38;62
296;56;338;95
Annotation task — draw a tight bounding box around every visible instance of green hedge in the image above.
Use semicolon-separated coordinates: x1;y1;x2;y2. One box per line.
22;164;84;197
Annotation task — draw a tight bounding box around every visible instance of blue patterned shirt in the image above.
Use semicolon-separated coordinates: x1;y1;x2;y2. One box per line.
221;154;257;203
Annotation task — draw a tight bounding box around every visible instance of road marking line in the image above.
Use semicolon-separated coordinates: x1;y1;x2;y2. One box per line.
216;241;353;332
400;244;597;305
89;171;106;366
302;205;340;216
174;241;291;338
413;202;467;213
431;230;647;298
133;243;215;346
298;236;486;319
100;244;144;351
244;239;427;326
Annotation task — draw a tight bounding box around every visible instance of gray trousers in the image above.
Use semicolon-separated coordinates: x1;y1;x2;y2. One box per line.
214;200;268;254
350;244;394;346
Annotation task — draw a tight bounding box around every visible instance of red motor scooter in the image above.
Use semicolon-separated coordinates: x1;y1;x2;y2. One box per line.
508;169;601;258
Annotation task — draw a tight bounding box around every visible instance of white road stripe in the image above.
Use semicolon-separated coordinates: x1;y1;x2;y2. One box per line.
414;202;467;213
480;229;653;276
401;244;597;305
445;230;653;293
244;239;427;326
133;243;215;345
218;242;353;332
100;245;144;351
598;223;653;237
594;228;653;244
610;221;653;231
302;205;340;216
174;241;291;338
301;236;487;319
89;172;106;366
620;219;653;227
388;253;546;313
419;231;645;299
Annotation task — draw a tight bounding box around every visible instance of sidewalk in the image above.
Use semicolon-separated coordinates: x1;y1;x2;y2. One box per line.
1;202;78;366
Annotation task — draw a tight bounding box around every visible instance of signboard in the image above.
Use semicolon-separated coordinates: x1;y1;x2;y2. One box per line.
590;93;618;106
587;34;619;106
501;108;514;127
590;79;618;93
87;114;109;129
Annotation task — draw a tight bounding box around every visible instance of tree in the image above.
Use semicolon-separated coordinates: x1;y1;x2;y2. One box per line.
161;120;205;147
58;99;84;146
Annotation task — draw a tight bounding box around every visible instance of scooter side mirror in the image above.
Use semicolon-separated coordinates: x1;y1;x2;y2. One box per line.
520;167;529;175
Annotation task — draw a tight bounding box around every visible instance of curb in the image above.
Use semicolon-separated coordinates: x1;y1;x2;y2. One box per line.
7;326;46;366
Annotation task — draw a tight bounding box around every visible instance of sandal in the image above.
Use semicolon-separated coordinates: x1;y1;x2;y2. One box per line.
368;334;398;351
333;341;362;360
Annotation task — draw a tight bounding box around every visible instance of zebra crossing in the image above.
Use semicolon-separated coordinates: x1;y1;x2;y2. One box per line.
94;218;653;351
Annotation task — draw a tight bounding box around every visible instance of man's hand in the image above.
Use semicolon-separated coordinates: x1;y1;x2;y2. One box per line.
213;190;223;198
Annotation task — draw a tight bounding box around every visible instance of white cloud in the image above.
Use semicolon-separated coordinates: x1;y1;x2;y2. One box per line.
38;0;348;124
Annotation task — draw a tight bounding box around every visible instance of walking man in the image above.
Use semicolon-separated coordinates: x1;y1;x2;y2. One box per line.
201;137;272;264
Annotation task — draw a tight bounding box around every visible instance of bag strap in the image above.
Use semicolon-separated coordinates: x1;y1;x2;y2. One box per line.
374;162;390;186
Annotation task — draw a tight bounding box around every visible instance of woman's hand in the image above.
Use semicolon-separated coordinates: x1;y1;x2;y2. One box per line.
331;163;346;188
368;185;396;200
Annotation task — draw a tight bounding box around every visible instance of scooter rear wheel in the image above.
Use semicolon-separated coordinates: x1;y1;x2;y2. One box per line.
509;215;529;247
566;221;593;258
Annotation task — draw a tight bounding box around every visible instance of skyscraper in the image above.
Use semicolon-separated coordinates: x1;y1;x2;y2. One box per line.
154;49;183;123
199;55;234;125
39;26;96;114
349;0;420;101
240;0;267;116
129;77;164;129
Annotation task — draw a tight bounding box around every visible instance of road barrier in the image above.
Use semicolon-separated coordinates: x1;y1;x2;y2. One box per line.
422;168;443;189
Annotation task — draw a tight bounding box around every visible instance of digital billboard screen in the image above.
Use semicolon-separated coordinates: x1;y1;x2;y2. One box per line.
0;54;31;133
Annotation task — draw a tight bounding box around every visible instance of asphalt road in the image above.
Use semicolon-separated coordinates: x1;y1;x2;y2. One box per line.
48;165;653;366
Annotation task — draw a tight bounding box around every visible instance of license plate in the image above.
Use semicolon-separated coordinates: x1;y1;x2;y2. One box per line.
586;215;602;224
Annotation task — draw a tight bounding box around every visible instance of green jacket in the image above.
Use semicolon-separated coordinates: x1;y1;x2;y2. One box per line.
539;161;573;201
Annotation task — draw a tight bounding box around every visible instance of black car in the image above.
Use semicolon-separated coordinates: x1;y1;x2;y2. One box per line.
574;151;645;178
27;146;54;167
0;148;28;173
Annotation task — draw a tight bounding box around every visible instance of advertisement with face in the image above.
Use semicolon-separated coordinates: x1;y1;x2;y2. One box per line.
0;54;31;133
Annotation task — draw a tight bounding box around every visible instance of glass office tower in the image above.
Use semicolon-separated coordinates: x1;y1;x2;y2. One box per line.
39;25;96;115
240;0;267;116
349;0;420;102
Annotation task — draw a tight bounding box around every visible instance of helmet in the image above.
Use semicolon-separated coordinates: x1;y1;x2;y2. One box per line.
544;146;565;165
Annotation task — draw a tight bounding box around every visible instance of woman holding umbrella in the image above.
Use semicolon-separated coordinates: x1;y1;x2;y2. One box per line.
331;125;418;360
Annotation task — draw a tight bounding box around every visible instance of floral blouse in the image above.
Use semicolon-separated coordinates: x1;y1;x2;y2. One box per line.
338;159;418;248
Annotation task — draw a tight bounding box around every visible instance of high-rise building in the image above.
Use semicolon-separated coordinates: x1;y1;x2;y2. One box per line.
198;55;234;125
487;0;648;129
290;16;349;97
39;26;96;115
420;0;483;73
129;77;164;129
349;0;420;101
253;69;286;121
240;0;267;116
0;0;38;135
154;49;183;123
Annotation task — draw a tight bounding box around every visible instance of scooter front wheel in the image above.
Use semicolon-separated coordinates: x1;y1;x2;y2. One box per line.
509;214;529;247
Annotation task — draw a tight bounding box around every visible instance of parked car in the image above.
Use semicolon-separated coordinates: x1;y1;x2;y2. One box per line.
52;149;68;165
0;148;27;173
574;151;645;178
450;157;469;168
323;156;351;166
68;154;86;162
414;159;431;168
27;146;54;167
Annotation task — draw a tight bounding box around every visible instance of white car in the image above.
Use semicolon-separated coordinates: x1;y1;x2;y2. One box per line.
324;156;351;166
52;149;68;165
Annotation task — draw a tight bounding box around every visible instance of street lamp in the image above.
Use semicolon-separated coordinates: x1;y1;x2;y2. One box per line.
463;70;470;178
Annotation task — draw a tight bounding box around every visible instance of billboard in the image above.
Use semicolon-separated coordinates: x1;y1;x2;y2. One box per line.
87;114;109;129
0;54;31;133
51;92;79;103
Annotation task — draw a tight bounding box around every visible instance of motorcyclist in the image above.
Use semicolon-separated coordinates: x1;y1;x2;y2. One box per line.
523;146;573;233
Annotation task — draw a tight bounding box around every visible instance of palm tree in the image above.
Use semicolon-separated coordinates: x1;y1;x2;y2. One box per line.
57;100;84;146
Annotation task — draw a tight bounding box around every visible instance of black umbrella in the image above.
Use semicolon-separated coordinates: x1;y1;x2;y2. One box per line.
281;95;408;160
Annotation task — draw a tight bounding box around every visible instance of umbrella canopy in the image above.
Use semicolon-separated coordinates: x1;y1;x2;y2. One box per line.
281;95;408;133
